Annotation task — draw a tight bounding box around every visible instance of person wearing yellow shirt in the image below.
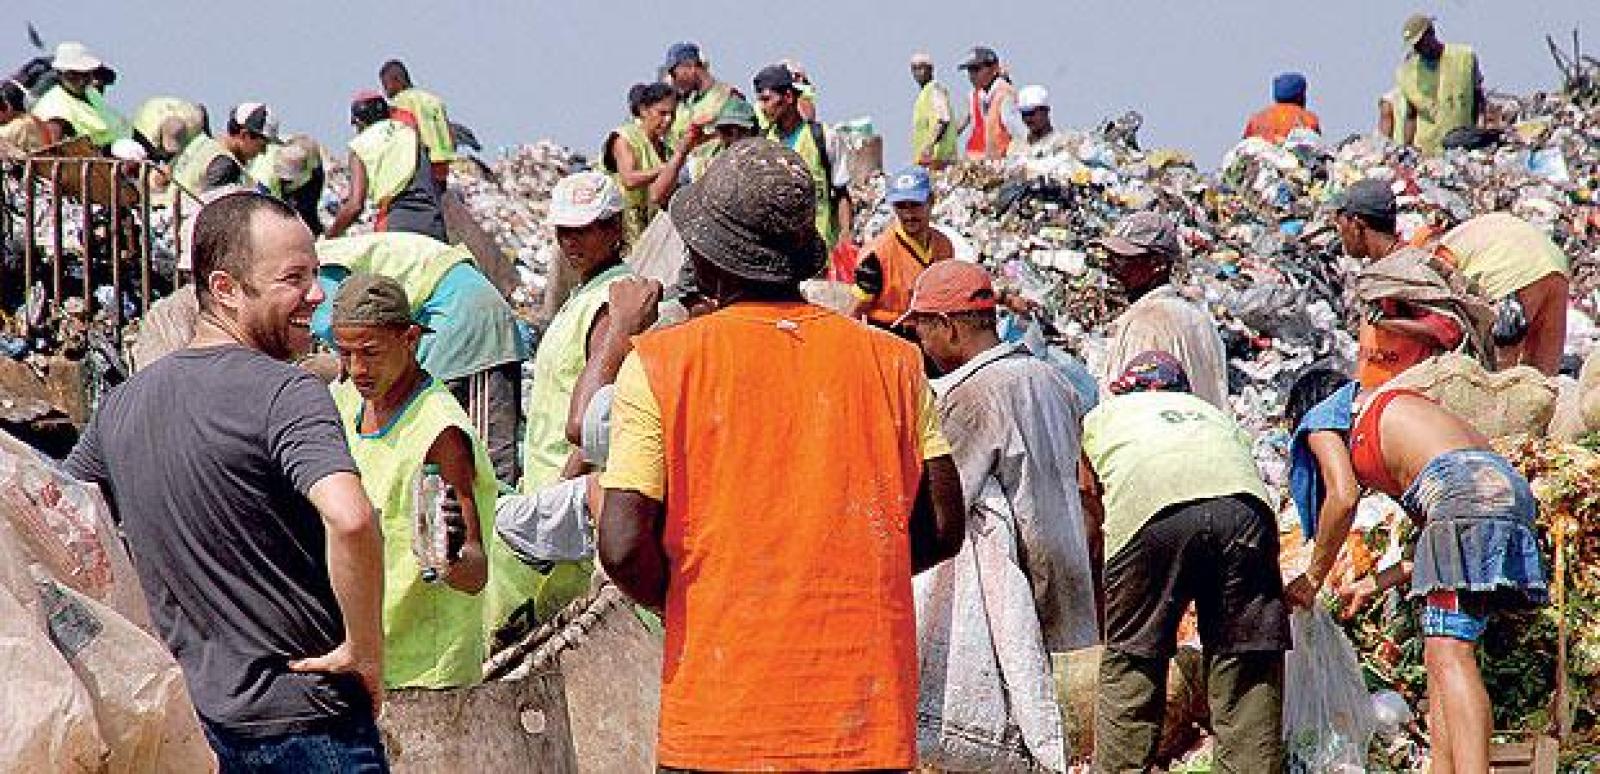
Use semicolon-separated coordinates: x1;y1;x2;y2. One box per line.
30;41;132;150
1394;15;1485;155
1079;351;1288;774
327;273;496;688
380;59;457;193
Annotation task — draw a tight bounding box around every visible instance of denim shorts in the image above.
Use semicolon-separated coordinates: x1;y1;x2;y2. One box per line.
1401;449;1547;608
1420;589;1489;642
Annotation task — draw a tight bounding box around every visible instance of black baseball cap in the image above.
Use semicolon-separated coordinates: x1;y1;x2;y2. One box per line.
1334;179;1398;220
753;63;795;93
959;46;1000;70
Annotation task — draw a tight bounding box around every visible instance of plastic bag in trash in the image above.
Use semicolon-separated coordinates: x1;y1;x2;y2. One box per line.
1283;606;1376;773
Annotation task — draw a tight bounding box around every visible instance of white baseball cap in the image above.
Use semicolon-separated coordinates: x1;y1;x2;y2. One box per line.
1018;85;1050;112
548;171;623;228
52;42;103;74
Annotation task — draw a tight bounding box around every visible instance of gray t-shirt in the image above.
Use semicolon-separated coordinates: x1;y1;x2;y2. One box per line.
64;344;365;737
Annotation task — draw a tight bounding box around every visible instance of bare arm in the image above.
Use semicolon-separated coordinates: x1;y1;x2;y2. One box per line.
648;125;708;208
834;191;855;246
910;455;965;574
425;427;488;594
1078;450;1106;627
325;153;366;238
291;471;385;713
597;489;668;610
1286;430;1362;608
611;134;661;190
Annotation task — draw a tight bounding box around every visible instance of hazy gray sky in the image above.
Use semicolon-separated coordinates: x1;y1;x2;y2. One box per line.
13;1;1594;168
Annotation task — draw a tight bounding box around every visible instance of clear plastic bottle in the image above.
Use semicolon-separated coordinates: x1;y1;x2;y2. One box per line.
413;463;449;583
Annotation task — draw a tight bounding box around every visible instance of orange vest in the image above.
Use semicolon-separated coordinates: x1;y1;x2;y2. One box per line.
634;301;926;771
1242;103;1321;144
865;226;955;326
966;80;1015;159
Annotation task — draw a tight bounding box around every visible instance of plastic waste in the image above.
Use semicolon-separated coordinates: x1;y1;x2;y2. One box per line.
413;463;451;584
1283;606;1376;773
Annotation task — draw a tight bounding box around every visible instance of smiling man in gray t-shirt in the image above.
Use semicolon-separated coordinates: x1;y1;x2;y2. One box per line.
65;192;389;772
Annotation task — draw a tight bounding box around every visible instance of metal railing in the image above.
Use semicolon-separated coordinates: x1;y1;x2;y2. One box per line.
3;153;185;335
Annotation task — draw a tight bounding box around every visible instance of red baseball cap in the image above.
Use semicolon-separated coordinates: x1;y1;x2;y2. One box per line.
895;261;997;326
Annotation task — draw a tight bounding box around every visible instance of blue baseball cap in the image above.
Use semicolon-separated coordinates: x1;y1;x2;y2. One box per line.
886;166;932;205
664;42;701;70
1273;72;1307;103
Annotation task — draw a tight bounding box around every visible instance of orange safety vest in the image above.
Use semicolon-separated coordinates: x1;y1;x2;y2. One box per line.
1242;103;1321;144
634;301;926;772
965;79;1015;159
864;226;955;326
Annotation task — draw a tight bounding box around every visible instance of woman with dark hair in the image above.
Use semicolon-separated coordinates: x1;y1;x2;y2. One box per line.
1283;367;1546;774
602;82;677;244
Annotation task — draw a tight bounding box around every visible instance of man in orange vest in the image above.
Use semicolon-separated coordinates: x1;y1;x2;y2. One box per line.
851;165;955;330
1243;72;1322;144
597;139;966;772
958;46;1020;160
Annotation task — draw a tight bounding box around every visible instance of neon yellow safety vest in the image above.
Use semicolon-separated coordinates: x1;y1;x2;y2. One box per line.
247;144;282;196
31;85;131;148
603;120;669;245
349;119;420;205
316;232;466;309
770;120;838;248
670;81;734;148
1395;44;1476;155
391;88;456;165
912;81;958;164
332;378;504;688
131;97;201;147
167;133;235;202
517;261;631;622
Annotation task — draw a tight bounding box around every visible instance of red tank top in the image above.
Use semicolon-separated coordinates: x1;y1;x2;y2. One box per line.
1349;389;1426;494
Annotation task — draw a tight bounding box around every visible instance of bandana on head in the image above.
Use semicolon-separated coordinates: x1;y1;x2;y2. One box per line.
1110;350;1191;395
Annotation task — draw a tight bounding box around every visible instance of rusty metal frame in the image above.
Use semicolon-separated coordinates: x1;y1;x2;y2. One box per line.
4;155;183;336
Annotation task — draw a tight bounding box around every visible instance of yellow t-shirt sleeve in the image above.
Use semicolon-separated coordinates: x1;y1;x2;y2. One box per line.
598;353;665;501
916;380;953;460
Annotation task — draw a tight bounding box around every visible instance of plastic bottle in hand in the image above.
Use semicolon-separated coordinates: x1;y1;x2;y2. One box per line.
413;463;450;583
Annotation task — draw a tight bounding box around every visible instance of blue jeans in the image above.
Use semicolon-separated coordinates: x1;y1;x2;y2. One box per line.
203;718;389;774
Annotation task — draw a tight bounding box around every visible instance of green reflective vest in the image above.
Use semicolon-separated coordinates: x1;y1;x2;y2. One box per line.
770;120;838;248
391;87;456;164
332;378;504;688
168;134;235;202
670;81;733;148
350;119;420;205
248;144;282;196
912;81;958;164
131;97;202;148
316;232;466;309
31;85;131;148
603;120;668;245
1395;44;1476;155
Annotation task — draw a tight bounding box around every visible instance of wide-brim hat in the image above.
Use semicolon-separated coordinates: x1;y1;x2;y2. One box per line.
52;42;103;74
668;138;826;285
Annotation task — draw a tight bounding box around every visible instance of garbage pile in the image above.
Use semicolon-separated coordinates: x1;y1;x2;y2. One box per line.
450;142;584;309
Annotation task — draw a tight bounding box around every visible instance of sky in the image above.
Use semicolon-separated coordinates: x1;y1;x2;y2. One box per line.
11;1;1595;170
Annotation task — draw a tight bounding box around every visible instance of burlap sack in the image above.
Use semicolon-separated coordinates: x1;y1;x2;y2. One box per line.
1385;353;1556;439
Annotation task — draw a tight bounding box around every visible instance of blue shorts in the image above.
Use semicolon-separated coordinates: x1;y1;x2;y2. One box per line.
1420;589;1488;642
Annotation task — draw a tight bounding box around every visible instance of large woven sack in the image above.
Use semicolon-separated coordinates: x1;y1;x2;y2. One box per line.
0;430;215;772
1385;353;1556;439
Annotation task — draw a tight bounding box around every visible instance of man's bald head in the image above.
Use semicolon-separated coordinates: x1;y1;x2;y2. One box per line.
191;192;304;311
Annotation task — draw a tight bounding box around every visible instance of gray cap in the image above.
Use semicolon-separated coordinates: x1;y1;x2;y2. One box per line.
1096;211;1182;260
1334;178;1398;220
331;273;429;331
668;138;826;284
